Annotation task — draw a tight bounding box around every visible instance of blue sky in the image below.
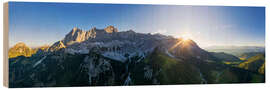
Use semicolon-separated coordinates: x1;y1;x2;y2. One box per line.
9;2;265;47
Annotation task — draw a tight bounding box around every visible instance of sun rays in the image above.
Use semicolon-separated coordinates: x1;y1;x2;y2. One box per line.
169;38;192;51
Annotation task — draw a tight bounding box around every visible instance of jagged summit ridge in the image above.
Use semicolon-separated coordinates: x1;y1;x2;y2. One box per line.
62;26;119;45
11;26;206;63
48;26;208;63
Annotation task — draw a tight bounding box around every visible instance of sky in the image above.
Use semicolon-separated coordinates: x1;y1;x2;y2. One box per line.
9;2;265;48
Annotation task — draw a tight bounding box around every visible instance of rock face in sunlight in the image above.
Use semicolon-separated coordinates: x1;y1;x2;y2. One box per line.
238;53;265;74
61;26;118;46
8;26;265;87
104;25;118;33
8;43;49;58
8;42;34;58
48;41;66;52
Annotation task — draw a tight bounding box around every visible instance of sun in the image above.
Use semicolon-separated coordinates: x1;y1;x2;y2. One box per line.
182;35;189;41
181;33;192;41
169;32;194;50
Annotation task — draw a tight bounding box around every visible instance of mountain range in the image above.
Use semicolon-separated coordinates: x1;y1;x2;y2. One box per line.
8;26;265;87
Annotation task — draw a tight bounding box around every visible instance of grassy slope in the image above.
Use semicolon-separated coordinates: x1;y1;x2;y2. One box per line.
238;54;265;74
132;49;202;85
132;49;265;84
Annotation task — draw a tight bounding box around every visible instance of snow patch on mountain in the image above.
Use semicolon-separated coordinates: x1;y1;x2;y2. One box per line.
165;50;175;58
65;47;89;55
102;52;127;62
33;56;47;68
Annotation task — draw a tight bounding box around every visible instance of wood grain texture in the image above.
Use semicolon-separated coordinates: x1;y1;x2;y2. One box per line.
3;2;9;88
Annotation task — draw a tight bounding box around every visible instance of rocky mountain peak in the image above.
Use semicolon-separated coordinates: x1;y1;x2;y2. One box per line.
71;27;82;36
72;27;78;31
63;27;86;45
9;42;34;58
13;42;27;47
48;40;66;52
104;25;118;33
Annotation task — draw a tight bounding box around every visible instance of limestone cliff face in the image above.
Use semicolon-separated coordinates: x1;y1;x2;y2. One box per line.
62;26;117;46
63;27;90;45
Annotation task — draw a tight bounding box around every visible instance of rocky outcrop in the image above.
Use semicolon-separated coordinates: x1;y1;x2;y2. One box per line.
48;41;66;52
63;27;90;45
104;25;118;33
8;42;34;58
